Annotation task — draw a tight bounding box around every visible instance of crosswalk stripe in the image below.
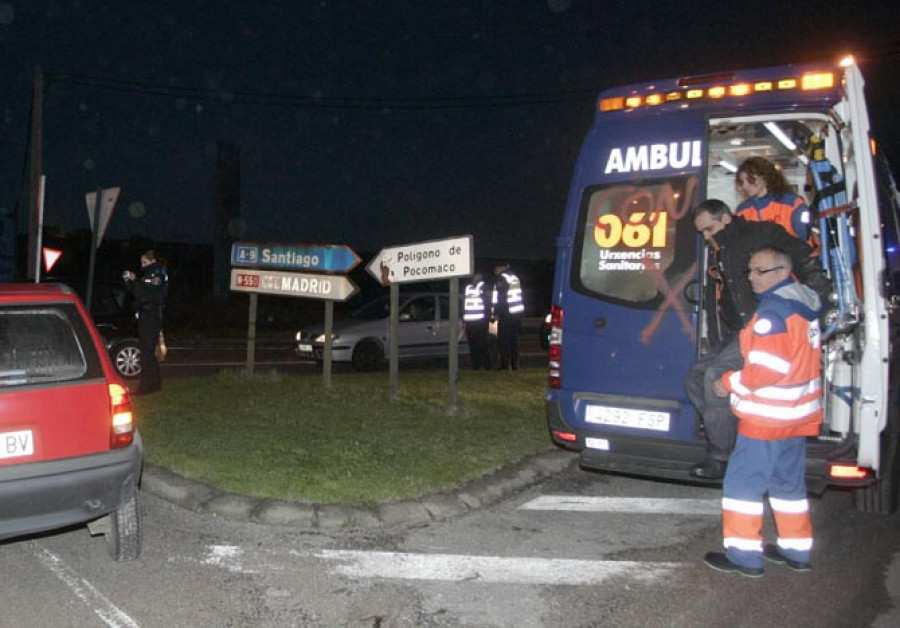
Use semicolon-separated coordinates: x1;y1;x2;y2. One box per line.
315;550;681;586
518;495;720;515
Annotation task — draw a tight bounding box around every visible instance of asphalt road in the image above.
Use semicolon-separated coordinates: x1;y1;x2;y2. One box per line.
2;465;899;627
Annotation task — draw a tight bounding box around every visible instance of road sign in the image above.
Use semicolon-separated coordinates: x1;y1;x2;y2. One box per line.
85;187;121;247
229;268;358;301
42;247;62;273
230;242;360;273
366;235;473;286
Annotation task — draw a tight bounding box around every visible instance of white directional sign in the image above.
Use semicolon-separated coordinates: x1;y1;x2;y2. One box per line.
85;187;121;247
366;235;473;286
230;268;358;301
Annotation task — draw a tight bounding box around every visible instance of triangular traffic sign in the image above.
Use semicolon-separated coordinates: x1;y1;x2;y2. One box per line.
42;247;62;273
85;186;121;248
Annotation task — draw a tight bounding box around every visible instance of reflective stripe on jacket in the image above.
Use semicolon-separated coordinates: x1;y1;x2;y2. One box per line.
464;281;488;321
722;279;823;440
492;272;524;315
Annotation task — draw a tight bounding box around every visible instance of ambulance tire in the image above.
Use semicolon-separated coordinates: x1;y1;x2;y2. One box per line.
853;396;900;515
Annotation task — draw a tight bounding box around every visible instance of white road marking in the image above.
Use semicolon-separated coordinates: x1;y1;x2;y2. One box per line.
36;549;140;628
518;495;720;515
313;549;681;585
201;544;256;574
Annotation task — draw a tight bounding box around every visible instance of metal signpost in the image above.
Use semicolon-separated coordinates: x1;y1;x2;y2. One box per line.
230;242;360;382
366;235;473;409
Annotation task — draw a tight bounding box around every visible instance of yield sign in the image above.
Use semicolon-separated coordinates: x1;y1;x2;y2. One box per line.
42;247;62;273
85;187;122;247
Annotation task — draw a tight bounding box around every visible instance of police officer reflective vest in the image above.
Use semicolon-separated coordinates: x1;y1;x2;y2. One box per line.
464;280;488;321
492;272;524;316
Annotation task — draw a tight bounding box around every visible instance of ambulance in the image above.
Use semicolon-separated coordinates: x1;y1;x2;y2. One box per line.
546;56;900;513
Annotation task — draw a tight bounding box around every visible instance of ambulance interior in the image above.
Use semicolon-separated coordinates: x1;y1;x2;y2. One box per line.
702;114;864;442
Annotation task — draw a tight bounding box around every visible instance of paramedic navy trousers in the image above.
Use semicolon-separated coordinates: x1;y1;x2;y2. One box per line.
722;434;813;569
685;338;743;460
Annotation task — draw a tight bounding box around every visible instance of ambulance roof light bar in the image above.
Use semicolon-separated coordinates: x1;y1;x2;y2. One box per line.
599;64;840;113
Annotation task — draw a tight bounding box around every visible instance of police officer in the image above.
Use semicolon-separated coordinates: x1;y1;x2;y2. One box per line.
123;249;168;395
492;262;524;370
463;272;492;370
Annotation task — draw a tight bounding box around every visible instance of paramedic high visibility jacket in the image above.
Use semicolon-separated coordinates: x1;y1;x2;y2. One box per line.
464;280;489;321
736;193;812;243
721;278;823;440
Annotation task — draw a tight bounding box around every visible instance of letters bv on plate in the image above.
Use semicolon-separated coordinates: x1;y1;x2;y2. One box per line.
585;406;670;432
1;430;35;459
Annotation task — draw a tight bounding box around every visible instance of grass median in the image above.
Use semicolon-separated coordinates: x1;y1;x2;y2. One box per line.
136;368;551;507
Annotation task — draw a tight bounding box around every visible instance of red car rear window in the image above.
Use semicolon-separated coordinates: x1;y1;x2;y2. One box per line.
0;305;90;386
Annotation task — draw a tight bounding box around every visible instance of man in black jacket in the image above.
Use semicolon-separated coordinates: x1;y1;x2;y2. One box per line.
686;199;831;479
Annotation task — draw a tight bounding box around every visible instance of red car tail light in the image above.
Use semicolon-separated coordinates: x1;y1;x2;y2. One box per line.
548;304;563;389
109;383;135;448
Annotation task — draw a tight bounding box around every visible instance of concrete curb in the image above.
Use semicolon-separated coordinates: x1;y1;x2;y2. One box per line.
141;448;576;531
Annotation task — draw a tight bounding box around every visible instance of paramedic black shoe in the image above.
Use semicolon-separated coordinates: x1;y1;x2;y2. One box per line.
763;544;812;572
703;552;764;578
690;458;727;480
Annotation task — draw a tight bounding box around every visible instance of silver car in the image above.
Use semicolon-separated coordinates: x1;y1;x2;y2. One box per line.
294;292;468;370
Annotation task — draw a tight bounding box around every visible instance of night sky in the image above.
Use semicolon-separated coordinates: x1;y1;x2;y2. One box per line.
1;1;898;261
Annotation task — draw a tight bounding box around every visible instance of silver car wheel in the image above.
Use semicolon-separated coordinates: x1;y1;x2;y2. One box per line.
113;342;142;378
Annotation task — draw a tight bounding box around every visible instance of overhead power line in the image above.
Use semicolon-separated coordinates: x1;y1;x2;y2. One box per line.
47;71;598;110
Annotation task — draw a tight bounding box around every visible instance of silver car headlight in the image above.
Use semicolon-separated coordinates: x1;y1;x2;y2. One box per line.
314;333;339;343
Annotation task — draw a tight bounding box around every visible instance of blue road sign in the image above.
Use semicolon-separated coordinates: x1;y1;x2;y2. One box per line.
230;242;360;273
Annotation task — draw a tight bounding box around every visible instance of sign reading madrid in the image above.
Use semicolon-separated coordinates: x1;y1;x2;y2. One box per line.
230;268;358;301
366;235;473;286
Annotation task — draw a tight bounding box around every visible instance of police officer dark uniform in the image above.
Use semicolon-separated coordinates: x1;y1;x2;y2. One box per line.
123;249;168;395
463;272;492;370
491;262;524;370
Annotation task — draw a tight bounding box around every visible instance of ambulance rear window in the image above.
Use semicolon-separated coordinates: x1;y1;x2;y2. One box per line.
572;176;698;308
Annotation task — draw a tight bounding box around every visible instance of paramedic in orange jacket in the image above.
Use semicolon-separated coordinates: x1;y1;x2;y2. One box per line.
736;156;814;244
703;246;822;577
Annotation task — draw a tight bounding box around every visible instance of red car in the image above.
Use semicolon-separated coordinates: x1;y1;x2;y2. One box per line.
0;283;143;560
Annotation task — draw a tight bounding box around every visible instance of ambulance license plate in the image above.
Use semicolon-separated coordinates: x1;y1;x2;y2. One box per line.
585;406;670;432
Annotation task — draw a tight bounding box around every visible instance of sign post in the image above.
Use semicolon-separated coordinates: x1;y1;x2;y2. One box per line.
366;235;473;410
230;242;359;381
85;187;101;311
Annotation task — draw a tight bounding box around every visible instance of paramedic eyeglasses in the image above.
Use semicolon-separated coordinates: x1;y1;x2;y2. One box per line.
744;266;784;276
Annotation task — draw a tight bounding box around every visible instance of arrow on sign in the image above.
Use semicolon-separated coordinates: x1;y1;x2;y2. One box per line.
229;268;359;301
366;235;473;286
231;242;360;273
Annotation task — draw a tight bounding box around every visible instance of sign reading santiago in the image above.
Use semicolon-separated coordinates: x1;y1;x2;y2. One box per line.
231;242;360;273
366;235;473;286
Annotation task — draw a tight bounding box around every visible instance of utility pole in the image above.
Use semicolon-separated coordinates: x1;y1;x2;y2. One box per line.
27;66;44;280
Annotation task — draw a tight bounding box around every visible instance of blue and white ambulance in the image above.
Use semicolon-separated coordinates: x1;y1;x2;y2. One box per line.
547;56;900;512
